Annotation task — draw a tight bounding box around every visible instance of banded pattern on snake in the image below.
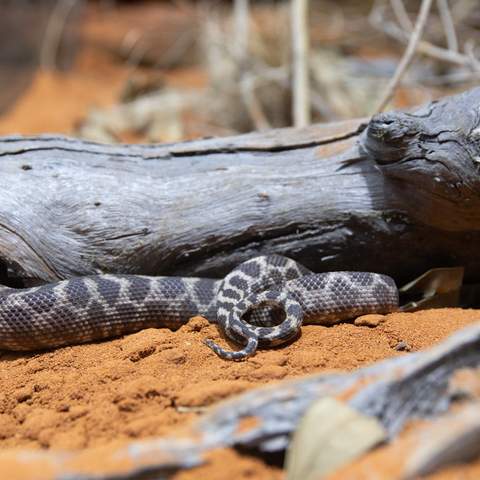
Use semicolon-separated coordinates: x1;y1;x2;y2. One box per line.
0;255;398;360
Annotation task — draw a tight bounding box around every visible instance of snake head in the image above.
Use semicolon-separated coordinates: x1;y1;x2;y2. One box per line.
359;87;480;231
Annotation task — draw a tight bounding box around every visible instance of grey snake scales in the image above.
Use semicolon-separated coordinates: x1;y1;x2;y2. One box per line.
0;255;398;360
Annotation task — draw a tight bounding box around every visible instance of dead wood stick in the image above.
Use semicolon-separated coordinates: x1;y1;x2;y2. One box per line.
373;0;434;114
371;3;478;70
436;0;458;53
40;0;79;70
291;0;311;127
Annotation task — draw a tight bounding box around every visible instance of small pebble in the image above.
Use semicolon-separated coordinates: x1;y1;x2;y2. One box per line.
394;341;411;351
15;386;33;403
354;314;385;327
184;316;209;332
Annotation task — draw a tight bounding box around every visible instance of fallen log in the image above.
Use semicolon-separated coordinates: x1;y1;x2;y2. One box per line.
1;88;480;285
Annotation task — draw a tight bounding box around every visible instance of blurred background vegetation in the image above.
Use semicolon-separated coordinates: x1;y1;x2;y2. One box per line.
0;0;478;143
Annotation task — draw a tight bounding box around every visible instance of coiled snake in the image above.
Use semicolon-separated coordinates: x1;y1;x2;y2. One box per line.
0;255;398;360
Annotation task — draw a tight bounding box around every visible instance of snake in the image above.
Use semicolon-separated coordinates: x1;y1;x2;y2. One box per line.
0;255;398;360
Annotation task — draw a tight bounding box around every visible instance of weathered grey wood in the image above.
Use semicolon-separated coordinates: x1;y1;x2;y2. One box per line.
1;88;480;286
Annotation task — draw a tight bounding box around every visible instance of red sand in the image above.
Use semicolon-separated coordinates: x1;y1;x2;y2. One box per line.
0;309;478;478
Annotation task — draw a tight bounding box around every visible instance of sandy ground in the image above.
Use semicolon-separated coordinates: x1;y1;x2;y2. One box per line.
0;309;479;478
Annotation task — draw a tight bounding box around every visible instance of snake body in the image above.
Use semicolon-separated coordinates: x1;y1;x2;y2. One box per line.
0;255;398;360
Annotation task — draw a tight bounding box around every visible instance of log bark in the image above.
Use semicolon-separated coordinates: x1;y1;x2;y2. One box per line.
1;88;480;286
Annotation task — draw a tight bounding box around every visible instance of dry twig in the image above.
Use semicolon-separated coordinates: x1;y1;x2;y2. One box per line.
240;74;271;130
373;0;434;114
291;0;311;127
390;0;413;31
371;2;480;71
233;0;250;64
436;0;458;52
40;0;80;70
